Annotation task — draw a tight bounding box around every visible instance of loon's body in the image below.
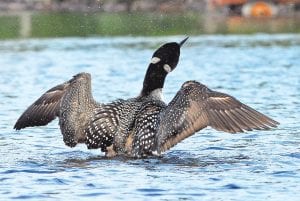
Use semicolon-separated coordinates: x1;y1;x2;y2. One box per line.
14;38;279;158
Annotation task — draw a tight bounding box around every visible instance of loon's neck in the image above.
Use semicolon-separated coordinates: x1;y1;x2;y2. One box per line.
140;63;167;97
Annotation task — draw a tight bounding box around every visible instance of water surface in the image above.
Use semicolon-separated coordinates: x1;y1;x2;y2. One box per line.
0;34;299;200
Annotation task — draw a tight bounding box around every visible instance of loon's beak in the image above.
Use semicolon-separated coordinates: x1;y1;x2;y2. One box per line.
179;37;189;47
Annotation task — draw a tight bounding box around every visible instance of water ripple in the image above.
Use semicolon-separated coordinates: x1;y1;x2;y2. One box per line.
1;169;57;174
222;184;243;190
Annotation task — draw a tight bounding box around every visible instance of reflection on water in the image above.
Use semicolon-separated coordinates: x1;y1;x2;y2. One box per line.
0;34;300;200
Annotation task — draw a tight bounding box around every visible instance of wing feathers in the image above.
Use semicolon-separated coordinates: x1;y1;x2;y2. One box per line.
14;82;69;130
156;81;279;154
220;110;243;133
224;110;251;131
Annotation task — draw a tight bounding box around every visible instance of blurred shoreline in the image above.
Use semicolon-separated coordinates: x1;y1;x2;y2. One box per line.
0;0;299;39
0;0;206;13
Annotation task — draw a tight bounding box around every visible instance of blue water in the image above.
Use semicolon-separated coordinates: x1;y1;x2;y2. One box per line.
0;34;299;201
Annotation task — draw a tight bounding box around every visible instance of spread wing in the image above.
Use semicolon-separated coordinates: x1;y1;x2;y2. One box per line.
14;81;71;130
155;81;279;154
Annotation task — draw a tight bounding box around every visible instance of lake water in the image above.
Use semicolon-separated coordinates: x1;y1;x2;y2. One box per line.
0;34;299;201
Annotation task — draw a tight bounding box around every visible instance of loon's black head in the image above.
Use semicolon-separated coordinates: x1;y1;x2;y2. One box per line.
141;37;188;97
151;37;188;73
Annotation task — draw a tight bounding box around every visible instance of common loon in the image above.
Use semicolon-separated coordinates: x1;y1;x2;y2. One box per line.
14;38;279;158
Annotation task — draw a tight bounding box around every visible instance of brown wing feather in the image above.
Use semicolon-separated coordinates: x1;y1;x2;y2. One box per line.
14;82;70;130
206;91;279;132
156;81;279;154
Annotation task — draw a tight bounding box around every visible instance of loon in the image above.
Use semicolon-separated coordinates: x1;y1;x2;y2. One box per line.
14;37;279;158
